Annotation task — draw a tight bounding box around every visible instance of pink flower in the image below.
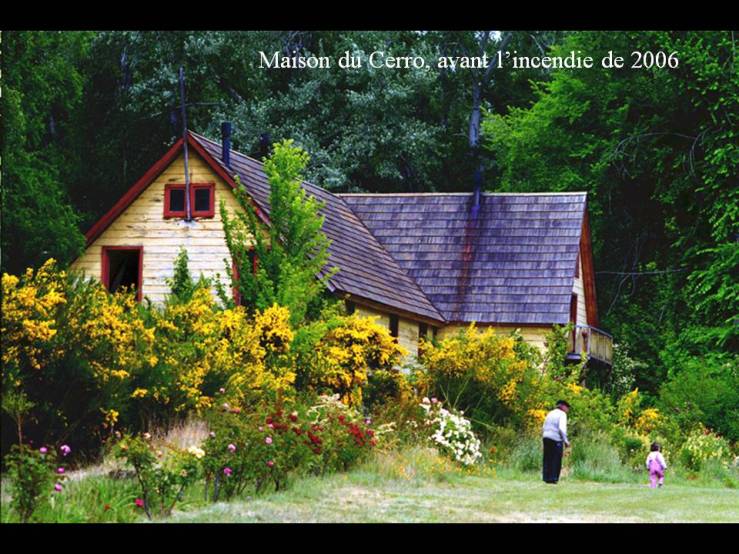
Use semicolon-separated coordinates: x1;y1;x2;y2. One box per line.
266;460;274;468
134;498;144;508
364;418;372;425
54;483;63;493
209;431;216;438
268;423;275;429
227;443;236;453
39;447;48;455
265;437;273;445
223;467;233;476
57;467;65;474
219;387;226;394
60;445;71;457
258;426;264;432
431;397;438;404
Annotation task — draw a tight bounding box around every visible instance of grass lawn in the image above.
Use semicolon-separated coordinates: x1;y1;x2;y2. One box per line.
169;464;738;523
4;448;737;523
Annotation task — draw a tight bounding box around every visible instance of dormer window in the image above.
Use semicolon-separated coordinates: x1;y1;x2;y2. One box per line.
164;183;215;218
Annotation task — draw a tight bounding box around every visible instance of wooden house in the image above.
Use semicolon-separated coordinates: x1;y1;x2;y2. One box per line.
70;129;613;366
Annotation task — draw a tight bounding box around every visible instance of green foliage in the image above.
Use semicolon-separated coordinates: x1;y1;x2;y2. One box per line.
221;139;335;325
657;352;739;442
484;31;737;395
508;436;542;473
113;434;201;519
165;248;211;304
1;31;89;275
200;394;377;502
569;432;634;483
5;445;60;522
677;428;733;472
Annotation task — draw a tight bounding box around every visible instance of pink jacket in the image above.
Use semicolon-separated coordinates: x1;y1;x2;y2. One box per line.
646;451;667;473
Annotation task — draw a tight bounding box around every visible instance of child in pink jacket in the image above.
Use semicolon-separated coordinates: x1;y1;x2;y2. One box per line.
646;442;667;488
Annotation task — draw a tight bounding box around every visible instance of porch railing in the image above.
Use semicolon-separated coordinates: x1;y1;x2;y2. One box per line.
568;324;613;365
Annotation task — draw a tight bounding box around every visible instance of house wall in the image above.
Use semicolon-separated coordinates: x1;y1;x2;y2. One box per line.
354;304;421;359
70;152;243;304
573;254;587;325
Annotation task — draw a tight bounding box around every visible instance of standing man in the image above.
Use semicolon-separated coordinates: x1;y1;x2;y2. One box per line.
542;400;571;484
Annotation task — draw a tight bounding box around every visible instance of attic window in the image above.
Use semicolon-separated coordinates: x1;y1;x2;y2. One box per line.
164;183;215;218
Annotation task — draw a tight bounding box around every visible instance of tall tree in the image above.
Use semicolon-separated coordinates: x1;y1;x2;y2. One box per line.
1;31;92;274
221;139;335;325
483;31;738;393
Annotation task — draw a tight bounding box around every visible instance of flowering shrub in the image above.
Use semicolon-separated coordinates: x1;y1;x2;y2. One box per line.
5;444;70;522
420;398;482;466
2;259;304;454
200;394;379;501
306;394;379;473
364;368;414;413
113;434;201;519
201;399;315;500
292;314;406;407
678;427;733;471
417;324;544;431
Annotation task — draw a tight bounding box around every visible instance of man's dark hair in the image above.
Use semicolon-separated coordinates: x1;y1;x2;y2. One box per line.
556;400;571;409
651;442;661;452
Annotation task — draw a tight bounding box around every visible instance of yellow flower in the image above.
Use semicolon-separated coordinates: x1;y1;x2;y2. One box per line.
131;388;149;398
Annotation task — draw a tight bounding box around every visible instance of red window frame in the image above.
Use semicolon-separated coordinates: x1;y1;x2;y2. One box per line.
101;246;144;302
231;247;259;305
164;183;215;219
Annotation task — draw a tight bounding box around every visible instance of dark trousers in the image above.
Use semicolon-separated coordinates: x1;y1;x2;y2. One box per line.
542;438;563;483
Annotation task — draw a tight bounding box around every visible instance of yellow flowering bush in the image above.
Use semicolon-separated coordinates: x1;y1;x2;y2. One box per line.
2;260;309;453
418;324;545;430
2;259;67;373
292;314;406;407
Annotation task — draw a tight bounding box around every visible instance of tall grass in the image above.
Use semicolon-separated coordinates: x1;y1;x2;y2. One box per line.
569;432;638;483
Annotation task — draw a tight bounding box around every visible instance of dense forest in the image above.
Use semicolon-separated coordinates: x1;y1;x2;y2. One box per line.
1;31;737;438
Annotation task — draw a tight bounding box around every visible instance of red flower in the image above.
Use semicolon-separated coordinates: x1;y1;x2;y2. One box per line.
134;498;145;508
289;412;298;422
104;504;111;511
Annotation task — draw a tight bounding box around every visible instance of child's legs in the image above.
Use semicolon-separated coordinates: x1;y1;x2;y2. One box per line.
657;470;664;485
649;472;658;488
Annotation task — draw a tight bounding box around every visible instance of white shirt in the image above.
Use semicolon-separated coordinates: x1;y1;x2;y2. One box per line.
542;408;569;445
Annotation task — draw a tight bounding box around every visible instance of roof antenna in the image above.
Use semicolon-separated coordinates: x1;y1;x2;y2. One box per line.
179;66;192;221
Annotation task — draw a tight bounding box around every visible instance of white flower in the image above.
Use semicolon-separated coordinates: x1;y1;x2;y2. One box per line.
187;445;205;459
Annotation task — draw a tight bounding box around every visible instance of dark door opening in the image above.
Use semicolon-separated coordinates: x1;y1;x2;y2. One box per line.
103;247;143;301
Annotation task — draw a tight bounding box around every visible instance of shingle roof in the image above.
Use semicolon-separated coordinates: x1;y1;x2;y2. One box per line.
340;193;586;325
190;132;444;323
191;132;585;326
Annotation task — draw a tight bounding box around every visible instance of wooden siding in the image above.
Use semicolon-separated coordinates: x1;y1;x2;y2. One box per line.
355;304;420;359
573;253;587;325
70;152;244;304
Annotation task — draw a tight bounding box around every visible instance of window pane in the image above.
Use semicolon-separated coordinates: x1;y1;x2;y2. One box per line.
169;189;185;212
194;188;211;212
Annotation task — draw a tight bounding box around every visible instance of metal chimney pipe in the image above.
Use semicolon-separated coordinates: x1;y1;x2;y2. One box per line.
221;121;232;167
471;167;482;219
